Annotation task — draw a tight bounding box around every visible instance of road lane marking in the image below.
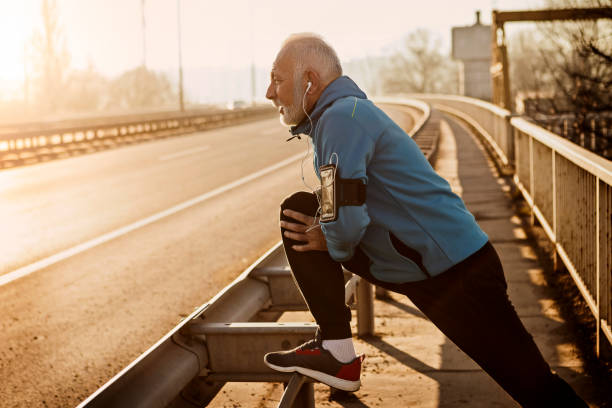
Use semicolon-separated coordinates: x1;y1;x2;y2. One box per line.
159;145;210;161
0;152;305;287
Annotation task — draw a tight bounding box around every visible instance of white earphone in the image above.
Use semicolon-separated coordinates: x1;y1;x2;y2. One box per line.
306;81;312;92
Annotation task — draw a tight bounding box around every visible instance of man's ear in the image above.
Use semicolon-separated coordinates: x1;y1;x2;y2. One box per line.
305;71;321;94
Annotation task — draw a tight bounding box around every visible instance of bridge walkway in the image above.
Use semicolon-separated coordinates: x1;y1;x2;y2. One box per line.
209;113;603;407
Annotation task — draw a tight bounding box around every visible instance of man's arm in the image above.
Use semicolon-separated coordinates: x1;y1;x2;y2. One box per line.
317;109;374;261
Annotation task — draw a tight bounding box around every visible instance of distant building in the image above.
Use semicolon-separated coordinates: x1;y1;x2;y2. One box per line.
451;11;492;101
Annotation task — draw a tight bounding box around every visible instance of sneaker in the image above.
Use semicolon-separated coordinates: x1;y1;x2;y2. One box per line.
263;334;364;392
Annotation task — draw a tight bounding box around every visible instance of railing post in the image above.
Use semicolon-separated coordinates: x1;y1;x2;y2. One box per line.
278;374;314;408
594;178;612;359
595;177;602;358
552;150;560;272
293;383;314;408
529;135;535;226
357;279;374;337
513;124;520;196
506;114;515;167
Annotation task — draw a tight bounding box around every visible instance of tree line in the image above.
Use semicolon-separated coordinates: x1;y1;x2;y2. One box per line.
2;0;178;123
509;0;611;157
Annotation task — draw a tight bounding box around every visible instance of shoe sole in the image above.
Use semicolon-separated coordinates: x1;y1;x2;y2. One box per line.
264;360;361;392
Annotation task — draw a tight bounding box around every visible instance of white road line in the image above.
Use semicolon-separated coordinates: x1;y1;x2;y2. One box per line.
0;152;304;288
159;145;210;161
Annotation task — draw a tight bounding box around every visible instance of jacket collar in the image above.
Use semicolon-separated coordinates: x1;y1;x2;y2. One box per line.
289;76;367;137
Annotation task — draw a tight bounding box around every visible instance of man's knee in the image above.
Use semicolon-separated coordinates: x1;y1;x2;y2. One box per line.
280;191;318;215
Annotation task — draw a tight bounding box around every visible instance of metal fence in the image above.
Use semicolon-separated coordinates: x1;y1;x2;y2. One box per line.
0;106;275;168
415;93;612;356
534;115;612;160
76;242;370;408
512;118;612;355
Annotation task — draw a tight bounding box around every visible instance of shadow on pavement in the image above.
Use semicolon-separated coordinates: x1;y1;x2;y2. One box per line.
379;297;428;320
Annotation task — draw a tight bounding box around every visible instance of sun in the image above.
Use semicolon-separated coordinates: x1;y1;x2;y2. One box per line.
0;2;41;83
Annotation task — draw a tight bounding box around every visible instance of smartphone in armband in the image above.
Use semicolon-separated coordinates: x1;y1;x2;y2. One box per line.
319;164;337;222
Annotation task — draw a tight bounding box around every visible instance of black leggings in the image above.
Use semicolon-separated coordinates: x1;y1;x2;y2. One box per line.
280;191;587;408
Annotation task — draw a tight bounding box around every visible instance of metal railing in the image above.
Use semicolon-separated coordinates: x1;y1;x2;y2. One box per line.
77;242;371;408
415;93;612;356
0;106;274;167
530;114;612;159
512;118;612;355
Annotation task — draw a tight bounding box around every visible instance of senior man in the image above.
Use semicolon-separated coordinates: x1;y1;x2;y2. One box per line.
263;33;586;407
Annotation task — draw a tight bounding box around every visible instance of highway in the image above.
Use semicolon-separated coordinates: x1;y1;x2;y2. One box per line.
0;106;414;407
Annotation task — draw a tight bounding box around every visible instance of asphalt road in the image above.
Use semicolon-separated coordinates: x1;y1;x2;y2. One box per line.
0;106;415;407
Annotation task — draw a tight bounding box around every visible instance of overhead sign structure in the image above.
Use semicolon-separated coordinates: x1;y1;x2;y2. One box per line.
490;7;611;111
451;11;492;101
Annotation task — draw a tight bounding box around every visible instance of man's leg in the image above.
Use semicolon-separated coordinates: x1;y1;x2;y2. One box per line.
402;242;586;407
280;191;351;340
264;191;363;392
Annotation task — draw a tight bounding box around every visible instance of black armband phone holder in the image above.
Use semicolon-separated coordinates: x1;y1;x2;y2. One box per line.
318;164;366;223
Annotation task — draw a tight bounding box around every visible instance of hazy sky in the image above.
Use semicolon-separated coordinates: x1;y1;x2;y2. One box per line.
0;0;543;101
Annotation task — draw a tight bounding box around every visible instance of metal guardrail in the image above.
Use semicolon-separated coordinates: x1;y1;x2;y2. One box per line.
414;93;612;356
77;242;368;408
77;99;435;407
0;106;275;168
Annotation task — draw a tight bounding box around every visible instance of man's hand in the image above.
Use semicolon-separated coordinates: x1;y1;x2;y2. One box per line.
281;209;328;252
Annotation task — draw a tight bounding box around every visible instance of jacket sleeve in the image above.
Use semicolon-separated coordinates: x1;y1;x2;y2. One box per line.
317;109;374;262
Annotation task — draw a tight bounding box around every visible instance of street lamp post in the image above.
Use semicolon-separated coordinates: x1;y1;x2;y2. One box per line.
177;0;185;112
141;0;147;67
249;0;255;106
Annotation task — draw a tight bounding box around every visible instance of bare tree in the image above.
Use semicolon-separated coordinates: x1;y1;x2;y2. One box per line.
0;1;186;122
62;63;109;113
510;0;612;156
108;66;177;109
30;0;71;114
382;29;459;94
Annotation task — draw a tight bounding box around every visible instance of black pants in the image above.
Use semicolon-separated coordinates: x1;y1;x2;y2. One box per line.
280;191;587;408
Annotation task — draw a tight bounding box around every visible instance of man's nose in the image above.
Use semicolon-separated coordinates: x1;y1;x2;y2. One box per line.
266;83;275;100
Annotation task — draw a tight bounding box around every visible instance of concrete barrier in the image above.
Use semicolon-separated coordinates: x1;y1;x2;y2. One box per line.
0;106;275;168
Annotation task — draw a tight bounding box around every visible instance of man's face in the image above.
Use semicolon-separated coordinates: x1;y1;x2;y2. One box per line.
266;53;304;127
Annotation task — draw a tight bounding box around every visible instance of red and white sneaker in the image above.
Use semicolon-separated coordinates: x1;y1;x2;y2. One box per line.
264;334;364;392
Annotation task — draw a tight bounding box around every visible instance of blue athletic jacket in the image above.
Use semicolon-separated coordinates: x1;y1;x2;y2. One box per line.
289;76;489;283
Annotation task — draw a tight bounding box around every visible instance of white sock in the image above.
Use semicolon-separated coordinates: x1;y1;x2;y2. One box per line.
322;338;357;363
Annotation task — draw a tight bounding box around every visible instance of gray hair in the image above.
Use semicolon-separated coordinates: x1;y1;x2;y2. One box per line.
280;33;343;81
